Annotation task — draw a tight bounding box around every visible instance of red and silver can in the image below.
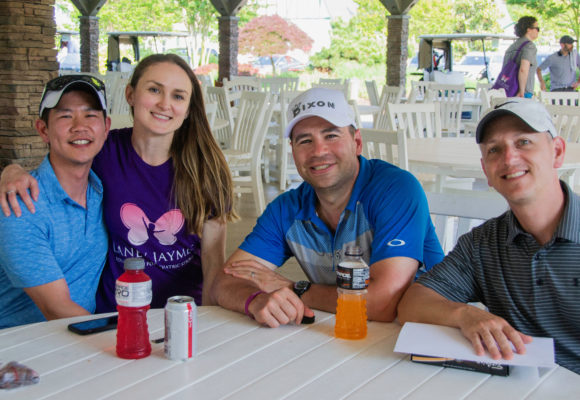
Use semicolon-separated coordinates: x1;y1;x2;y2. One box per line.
164;296;197;360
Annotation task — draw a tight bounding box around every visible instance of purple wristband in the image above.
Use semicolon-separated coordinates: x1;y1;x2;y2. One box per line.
244;290;264;319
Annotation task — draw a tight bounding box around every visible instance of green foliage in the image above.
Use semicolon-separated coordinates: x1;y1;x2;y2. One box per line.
507;0;580;42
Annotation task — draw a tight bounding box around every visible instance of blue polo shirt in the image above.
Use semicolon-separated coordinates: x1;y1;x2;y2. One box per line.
0;156;108;328
240;156;444;284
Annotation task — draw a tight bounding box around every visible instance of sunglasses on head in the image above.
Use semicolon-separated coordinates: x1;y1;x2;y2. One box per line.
45;75;106;94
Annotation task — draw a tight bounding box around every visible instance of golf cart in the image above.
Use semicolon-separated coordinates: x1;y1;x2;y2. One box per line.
417;33;516;83
106;31;190;71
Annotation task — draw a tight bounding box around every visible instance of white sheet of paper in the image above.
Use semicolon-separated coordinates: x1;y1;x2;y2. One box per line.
394;322;556;368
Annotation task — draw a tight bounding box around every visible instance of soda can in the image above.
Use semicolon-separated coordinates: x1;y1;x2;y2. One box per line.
164;296;197;361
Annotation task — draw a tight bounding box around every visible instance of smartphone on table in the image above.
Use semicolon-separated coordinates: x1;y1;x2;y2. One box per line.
67;315;118;335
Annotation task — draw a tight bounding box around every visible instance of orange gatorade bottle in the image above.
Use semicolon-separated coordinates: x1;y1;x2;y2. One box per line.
334;246;369;340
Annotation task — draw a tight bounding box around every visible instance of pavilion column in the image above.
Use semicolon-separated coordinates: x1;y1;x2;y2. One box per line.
218;16;239;83
79;16;99;73
386;14;410;87
0;0;56;170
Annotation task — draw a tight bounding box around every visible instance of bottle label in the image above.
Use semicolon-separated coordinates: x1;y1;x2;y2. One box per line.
115;281;152;307
336;263;369;290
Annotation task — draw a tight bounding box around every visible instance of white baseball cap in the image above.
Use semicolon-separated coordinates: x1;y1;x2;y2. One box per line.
476;98;557;143
284;88;357;138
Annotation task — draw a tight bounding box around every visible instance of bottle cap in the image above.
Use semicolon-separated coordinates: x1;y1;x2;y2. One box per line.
123;257;145;270
344;245;363;257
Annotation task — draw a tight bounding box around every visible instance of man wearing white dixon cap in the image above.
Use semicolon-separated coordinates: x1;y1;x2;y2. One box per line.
398;98;580;374
0;75;110;327
212;88;444;327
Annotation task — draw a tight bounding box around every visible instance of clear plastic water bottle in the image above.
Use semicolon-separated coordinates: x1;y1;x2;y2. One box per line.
334;246;369;340
115;257;152;359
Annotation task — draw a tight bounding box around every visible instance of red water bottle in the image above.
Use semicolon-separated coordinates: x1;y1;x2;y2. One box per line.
115;257;152;359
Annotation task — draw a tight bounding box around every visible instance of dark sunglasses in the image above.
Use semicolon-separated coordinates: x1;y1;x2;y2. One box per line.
45;74;106;94
530;26;540;32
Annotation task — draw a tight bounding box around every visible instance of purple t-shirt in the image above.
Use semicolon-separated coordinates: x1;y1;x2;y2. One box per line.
94;128;202;311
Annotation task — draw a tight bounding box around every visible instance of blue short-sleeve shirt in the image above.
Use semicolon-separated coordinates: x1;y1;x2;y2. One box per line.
240;157;444;284
0;156;108;328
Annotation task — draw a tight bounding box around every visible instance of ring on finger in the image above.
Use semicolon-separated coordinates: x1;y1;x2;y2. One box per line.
6;190;15;195
250;272;255;278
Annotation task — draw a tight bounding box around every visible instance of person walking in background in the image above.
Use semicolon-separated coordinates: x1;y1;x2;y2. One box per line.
0;75;110;328
0;54;237;311
502;16;540;98
537;35;580;92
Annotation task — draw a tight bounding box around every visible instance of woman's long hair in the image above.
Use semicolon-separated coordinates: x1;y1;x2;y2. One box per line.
129;54;237;236
514;16;537;38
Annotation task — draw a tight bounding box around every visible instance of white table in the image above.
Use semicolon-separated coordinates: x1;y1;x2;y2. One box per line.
1;307;578;399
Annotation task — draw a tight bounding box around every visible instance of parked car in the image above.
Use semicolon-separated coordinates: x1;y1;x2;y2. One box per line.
252;55;306;76
454;52;492;79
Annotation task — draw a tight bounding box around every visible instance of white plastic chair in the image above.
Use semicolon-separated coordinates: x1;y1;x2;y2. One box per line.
360;128;408;170
372;86;405;130
312;80;350;99
277;89;305;190
365;80;380;106
387;102;442;139
108;77;131;115
408;81;431;103
260;77;299;95
223;76;261;107
539;91;580;106
545;104;580;143
426;83;465;137
223;91;274;215
205;86;235;148
426;190;508;254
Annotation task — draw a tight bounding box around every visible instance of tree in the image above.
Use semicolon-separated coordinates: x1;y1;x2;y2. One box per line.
507;0;580;42
238;14;313;75
175;0;218;67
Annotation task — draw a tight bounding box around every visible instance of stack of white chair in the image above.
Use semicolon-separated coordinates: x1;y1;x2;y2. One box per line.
365;80;381;106
275;89;305;190
223;91;275;215
386;102;442;139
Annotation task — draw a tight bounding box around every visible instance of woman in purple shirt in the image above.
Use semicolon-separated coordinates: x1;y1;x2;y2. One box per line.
1;54;237;310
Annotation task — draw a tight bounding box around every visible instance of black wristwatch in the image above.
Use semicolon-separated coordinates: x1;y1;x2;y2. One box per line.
293;280;311;297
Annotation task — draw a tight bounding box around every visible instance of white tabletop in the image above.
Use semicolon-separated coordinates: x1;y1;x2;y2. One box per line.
1;307;578;399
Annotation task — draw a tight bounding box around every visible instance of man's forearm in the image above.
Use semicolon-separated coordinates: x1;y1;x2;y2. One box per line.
211;269;261;314
397;283;466;327
301;284;337;313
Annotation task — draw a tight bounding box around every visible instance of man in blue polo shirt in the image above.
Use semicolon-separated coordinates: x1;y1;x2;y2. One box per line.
398;98;580;374
0;75;110;328
211;88;444;327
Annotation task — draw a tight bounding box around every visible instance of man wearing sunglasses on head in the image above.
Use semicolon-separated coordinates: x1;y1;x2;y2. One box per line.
0;75;110;328
537;35;580;92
